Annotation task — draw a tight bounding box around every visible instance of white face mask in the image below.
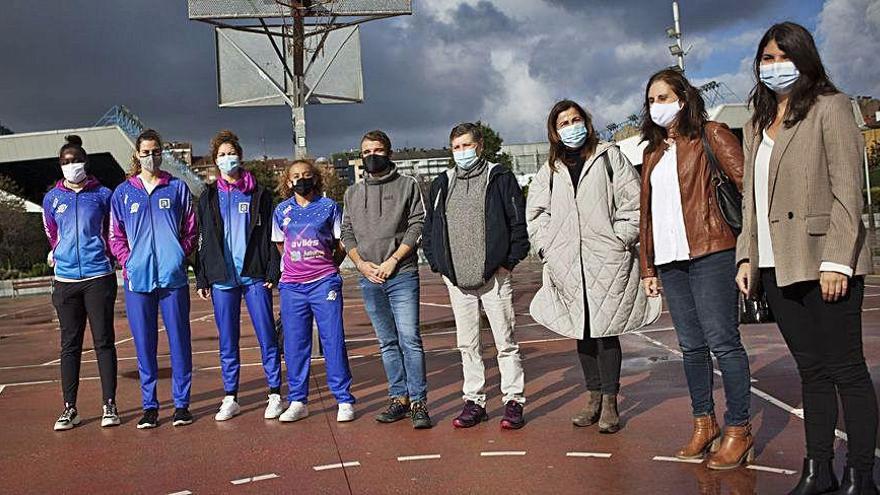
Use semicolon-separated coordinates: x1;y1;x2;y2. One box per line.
650;101;683;129
759;61;800;94
61;162;87;184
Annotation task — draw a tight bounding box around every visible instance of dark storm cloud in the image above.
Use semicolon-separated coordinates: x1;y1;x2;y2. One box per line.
0;0;802;158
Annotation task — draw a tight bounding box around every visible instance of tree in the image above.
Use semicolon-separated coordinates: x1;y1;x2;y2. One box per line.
476;121;513;169
320;164;348;203
0;174;48;276
244;158;285;205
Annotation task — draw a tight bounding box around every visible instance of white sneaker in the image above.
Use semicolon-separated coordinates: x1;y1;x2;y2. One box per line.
214;395;241;422
279;401;308;422
100;401;121;427
337;403;355;423
264;394;284;419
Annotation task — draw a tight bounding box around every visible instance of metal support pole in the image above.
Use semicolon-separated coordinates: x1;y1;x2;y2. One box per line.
290;2;309;159
673;1;684;71
866;146;876;272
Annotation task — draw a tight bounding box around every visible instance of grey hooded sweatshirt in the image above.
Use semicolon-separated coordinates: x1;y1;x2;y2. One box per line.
340;166;425;274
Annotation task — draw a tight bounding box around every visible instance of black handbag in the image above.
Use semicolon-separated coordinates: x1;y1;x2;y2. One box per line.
738;292;775;324
702;128;743;235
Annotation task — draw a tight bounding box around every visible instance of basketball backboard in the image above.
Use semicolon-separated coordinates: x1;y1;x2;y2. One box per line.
189;0;412;19
215;25;363;107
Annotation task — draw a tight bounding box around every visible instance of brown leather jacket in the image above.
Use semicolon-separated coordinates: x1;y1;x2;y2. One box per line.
639;121;744;278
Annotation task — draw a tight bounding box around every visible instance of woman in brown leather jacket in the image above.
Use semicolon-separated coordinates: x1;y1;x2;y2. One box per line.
639;69;753;470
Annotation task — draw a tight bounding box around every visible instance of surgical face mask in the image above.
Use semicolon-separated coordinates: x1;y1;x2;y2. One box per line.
650;101;683;129
453;147;479;170
760;61;800;95
293;177;316;197
139;154;162;173
558;123;587;149
363;154;392;174
217;154;241;175
61;162;87;184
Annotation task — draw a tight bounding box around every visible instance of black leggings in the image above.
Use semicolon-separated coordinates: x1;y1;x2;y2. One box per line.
52;275;118;405
762;270;878;472
577;336;622;395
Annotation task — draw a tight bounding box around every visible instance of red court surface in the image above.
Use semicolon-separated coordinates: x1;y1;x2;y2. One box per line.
1;261;879;494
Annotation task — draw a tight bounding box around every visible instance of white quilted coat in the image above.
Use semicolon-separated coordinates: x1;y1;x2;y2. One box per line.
527;142;661;339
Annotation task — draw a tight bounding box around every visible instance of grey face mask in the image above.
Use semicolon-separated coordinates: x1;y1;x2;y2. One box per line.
139;154;162;173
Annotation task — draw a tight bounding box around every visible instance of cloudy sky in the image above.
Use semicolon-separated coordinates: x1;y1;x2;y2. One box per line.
1;0;878;159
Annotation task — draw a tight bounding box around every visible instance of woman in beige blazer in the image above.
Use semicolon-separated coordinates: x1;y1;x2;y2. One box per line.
735;22;877;495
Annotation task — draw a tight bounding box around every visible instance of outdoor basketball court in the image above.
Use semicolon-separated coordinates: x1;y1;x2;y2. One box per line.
1;262;879;494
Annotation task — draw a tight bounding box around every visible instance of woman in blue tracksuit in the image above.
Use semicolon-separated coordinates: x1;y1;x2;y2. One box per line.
43;135;119;431
273;158;355;423
195;130;282;421
110;129;198;429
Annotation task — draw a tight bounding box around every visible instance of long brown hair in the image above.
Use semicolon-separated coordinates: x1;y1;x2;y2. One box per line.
129;129;163;177
546;100;599;172
748;22;839;134
277;158;324;199
640;69;707;154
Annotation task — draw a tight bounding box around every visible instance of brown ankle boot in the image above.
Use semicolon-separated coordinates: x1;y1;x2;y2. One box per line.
597;394;620;434
571;391;602;427
676;414;721;460
707;424;754;470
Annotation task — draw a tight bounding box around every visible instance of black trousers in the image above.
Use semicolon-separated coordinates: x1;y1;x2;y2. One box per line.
52;274;118;405
577;336;621;395
762;269;878;471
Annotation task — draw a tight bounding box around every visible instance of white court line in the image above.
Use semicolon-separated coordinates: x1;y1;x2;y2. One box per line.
230;473;279;485
566;452;612;459
420;302;452;308
652;456;703;464
747;465;797;475
167;491;193;495
633;331;880;459
480;451;527;457
313;461;360;471
397;454;442;462
0;345;266;371
0;385;5;396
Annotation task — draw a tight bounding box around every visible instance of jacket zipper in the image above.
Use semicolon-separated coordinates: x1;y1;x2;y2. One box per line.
74;192;83;279
483;167;499;277
146;188;159;287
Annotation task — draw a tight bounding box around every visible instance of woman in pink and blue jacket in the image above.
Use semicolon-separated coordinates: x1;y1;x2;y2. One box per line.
109;129;198;429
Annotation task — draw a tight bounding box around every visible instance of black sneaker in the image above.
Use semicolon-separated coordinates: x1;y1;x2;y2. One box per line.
53;404;80;431
137;408;159;429
452;400;488;428
172;407;193;426
411;400;433;429
101;399;121;428
376;397;410;423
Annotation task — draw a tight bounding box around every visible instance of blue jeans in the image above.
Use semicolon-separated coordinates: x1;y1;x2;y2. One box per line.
658;250;751;426
359;270;427;402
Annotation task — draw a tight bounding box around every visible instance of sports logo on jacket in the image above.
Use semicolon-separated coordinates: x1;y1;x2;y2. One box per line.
238;202;249;214
130;203;140;214
158;198;171;209
327;290;337;301
55;204;68;214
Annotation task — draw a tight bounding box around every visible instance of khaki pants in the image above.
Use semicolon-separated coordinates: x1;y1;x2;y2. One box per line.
444;270;525;407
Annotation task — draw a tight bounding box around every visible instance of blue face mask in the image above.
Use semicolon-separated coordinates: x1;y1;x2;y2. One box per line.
217;154;241;174
760;61;800;95
558;123;587;149
453;148;480;170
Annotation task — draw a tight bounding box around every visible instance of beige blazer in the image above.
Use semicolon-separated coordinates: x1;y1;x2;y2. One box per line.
736;92;870;293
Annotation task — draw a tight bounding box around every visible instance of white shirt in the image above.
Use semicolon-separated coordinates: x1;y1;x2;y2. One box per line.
650;143;691;265
754;130;852;276
755;130;776;268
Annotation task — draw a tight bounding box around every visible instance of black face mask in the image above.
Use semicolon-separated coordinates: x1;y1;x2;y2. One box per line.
363;154;392;174
293;177;316;197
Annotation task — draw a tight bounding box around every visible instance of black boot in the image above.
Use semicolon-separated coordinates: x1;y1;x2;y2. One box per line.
787;458;838;495
836;466;879;495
